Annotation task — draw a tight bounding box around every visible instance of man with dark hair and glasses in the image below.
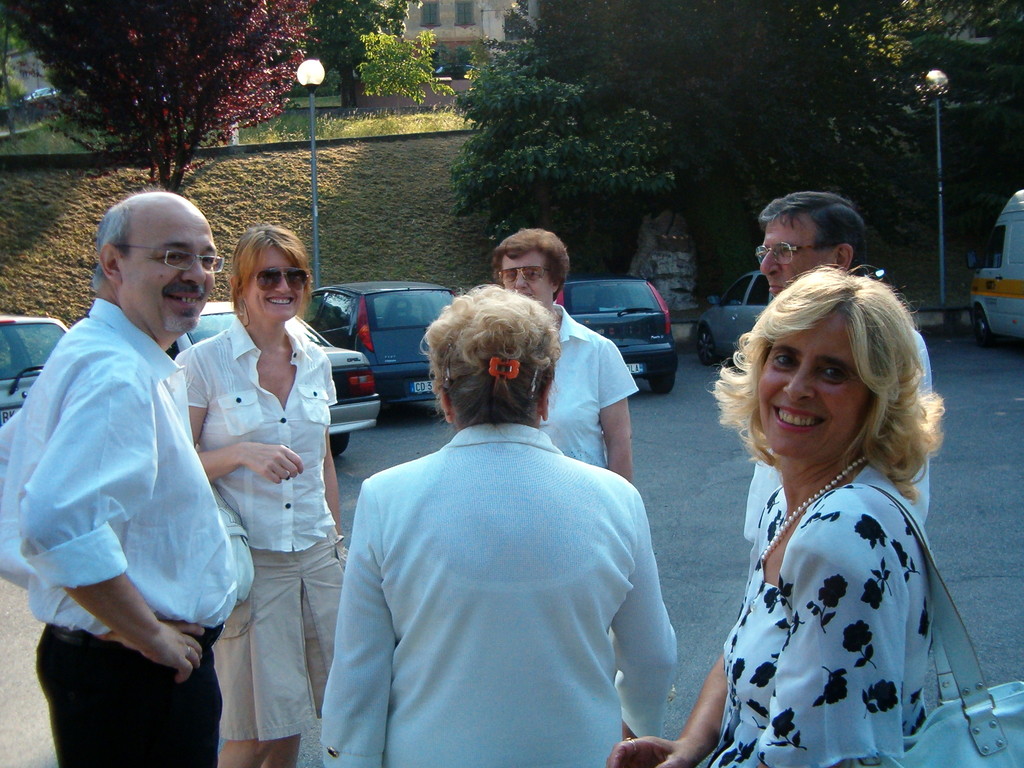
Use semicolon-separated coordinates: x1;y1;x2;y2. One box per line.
755;190;866;297
745;190;932;541
0;190;236;767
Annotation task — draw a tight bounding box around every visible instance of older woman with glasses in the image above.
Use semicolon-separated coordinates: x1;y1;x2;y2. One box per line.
320;285;676;768
178;224;344;768
492;228;638;481
607;268;943;768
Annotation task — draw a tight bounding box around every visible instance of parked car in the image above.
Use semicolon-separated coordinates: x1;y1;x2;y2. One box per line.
556;274;679;394
966;188;1024;346
24;86;59;102
170;302;380;455
695;271;770;366
1;314;68;426
305;282;454;404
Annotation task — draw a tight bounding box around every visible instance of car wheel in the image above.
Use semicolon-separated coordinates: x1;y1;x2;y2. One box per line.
696;324;718;366
647;372;675;395
973;305;995;348
329;432;350;455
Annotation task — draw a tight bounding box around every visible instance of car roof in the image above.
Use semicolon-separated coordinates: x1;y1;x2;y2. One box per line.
200;301;235;315
0;314;69;328
315;281;449;294
563;273;648;283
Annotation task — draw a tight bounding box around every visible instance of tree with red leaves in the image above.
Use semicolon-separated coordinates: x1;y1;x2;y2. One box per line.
6;0;311;190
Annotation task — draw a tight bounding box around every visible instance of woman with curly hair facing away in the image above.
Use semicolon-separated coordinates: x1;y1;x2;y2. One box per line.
608;267;943;768
321;285;676;768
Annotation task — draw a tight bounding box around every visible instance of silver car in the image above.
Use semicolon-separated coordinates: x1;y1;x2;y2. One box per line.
172;302;380;455
695;271;769;365
1;314;69;426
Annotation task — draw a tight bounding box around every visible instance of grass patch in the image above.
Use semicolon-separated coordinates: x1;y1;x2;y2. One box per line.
0;134;493;325
238;108;470;143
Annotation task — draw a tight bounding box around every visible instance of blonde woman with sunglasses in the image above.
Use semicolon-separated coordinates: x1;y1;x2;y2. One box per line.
178;224;344;768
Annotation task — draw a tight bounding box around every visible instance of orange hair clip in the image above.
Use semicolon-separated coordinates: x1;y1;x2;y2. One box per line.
488;357;520;379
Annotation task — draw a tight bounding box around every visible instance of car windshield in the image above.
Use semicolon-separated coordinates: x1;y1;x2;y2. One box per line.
0;322;65;379
368;291;452;329
190;312;236;344
564;282;658;314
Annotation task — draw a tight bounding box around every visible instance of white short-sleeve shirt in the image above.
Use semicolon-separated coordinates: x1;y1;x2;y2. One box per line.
540;305;638;468
178;316;337;552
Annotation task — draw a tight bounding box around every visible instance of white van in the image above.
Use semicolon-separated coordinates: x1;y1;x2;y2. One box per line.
967;189;1024;346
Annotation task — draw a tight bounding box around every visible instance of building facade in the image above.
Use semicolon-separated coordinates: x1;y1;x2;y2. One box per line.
404;0;538;49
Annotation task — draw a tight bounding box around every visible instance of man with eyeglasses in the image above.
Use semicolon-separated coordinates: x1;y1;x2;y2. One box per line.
0;190;236;767
744;190;931;541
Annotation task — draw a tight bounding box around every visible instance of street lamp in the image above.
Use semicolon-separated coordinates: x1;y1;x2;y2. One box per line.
925;68;949;306
297;58;326;287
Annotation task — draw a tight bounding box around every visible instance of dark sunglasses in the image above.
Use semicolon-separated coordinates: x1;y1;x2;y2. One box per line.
256;268;309;290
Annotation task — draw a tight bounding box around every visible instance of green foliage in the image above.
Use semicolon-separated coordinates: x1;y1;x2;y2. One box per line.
6;0;311;191
910;10;1024;234
451;40;674;258
309;0;412;107
358;31;455;104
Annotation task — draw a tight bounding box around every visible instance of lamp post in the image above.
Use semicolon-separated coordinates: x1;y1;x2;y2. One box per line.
297;58;326;287
925;68;949;306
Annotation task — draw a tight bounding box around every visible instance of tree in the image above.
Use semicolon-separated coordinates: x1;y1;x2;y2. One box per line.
6;0;311;191
451;40;674;268
909;4;1024;234
459;0;948;282
359;31;454;104
309;0;412;107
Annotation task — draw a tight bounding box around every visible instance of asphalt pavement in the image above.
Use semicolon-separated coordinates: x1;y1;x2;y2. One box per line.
1;332;1021;767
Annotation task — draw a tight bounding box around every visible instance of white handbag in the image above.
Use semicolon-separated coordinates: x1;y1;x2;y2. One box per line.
851;488;1024;768
211;484;254;605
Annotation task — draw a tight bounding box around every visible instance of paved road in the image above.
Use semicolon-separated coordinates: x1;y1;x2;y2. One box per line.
1;333;1021;767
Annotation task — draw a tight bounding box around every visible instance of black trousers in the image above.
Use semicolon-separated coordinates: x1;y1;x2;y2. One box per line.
37;625;223;768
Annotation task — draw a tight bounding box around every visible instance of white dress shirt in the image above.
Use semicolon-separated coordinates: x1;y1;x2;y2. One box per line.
0;299;236;633
540;305;638;468
178;316;337;552
321;423;676;768
744;331;933;541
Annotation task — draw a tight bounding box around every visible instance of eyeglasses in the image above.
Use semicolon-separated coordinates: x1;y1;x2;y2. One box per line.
115;244;224;273
256;267;309;290
754;242;829;265
497;266;550;286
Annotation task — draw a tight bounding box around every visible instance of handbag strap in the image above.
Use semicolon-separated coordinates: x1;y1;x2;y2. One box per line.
870;485;1009;757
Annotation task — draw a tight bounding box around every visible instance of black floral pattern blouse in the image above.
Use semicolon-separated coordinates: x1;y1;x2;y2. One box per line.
711;470;931;768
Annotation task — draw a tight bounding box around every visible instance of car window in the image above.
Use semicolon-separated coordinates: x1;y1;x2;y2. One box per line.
190;312;236;344
720;275;751;306
0;322;65;379
746;274;770;306
310;291;355;332
565;281;657;313
983;225;1005;269
368;291;452;329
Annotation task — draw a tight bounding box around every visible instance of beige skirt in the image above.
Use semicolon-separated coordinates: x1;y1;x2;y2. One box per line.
215;537;344;741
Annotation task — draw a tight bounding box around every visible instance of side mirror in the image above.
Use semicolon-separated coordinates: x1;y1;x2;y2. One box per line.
707;295;721;307
965;250;979;270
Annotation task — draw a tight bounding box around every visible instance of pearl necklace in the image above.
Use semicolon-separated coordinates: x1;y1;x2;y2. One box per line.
761;457;867;564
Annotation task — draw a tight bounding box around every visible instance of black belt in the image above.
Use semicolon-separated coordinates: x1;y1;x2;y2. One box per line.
46;623;223;653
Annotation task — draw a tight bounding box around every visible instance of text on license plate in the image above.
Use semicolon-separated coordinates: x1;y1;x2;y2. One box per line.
409;380;433;394
626;363;645;374
1;407;20;425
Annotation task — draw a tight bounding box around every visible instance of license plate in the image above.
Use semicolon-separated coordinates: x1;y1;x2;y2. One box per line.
409;380;433;394
626;363;645;374
1;407;19;425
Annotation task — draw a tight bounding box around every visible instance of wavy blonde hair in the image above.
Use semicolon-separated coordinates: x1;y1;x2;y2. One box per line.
425;285;560;427
715;267;944;499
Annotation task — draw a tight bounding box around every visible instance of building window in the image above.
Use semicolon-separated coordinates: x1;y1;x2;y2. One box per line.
421;1;439;26
455;1;474;26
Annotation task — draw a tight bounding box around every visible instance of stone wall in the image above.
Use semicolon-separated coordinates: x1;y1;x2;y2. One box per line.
629;210;698;312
